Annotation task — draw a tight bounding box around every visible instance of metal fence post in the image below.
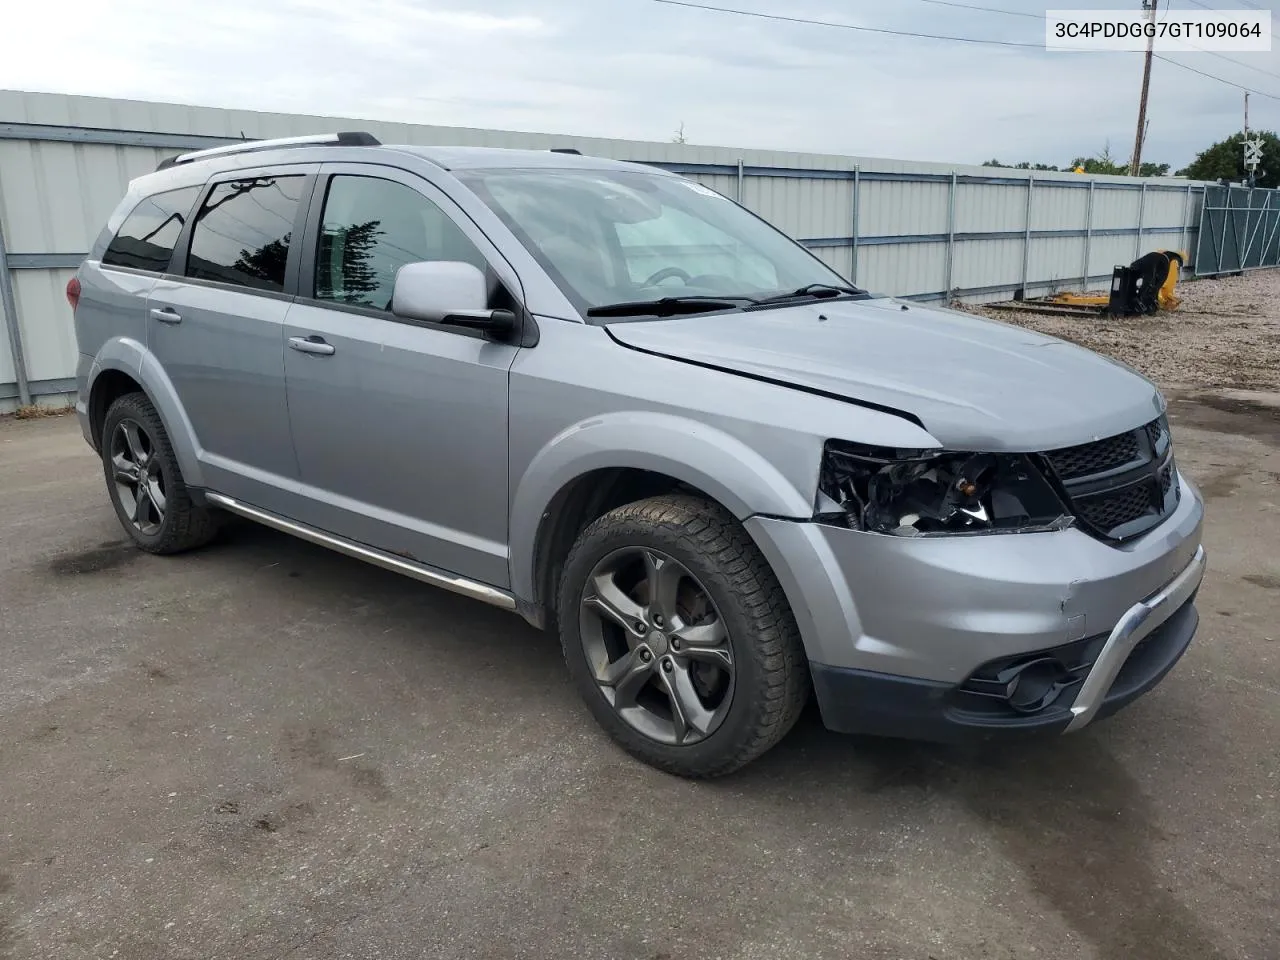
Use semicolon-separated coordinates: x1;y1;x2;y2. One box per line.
0;214;32;408
851;165;861;284
1220;186;1232;271
944;171;957;300
1082;179;1096;291
1180;182;1193;258
1020;175;1034;294
1135;181;1147;259
1261;189;1280;268
736;159;744;203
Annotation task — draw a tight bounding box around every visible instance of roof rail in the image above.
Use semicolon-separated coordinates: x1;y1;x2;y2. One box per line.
549;148;582;155
156;131;381;171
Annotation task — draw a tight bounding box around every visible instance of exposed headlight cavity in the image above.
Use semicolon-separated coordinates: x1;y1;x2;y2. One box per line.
817;441;1074;537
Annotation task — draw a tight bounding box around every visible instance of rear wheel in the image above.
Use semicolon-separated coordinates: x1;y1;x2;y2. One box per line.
557;494;810;778
101;392;219;554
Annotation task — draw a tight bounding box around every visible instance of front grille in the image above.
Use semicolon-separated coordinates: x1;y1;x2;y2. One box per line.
1075;483;1153;531
1044;432;1140;479
1041;415;1179;543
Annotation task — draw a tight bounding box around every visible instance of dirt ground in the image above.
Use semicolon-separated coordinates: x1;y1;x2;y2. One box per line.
970;269;1280;394
1;276;1278;959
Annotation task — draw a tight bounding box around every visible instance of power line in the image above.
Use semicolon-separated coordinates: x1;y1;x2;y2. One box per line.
913;0;1037;17
1172;0;1280;78
924;0;1280;81
649;0;1280;99
1155;52;1280;99
1176;46;1280;82
648;0;1045;47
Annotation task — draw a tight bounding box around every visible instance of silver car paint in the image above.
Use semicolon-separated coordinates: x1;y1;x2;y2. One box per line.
504;317;939;603
147;279;301;516
747;473;1203;679
281;299;516;587
604;298;1167;452
74;142;1205;694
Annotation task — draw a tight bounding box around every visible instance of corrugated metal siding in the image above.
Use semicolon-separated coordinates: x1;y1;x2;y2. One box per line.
860;181;949;238
954;238;1024;292
14;267;78;381
956;184;1028;234
0;89;1210;407
1030;184;1089;232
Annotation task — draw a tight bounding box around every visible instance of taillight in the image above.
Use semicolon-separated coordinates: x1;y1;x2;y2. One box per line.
66;276;81;311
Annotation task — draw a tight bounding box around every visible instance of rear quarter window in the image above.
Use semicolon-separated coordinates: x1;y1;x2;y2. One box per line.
101;186;201;272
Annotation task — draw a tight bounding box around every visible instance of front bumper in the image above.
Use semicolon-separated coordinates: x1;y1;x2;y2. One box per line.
810;547;1203;741
744;472;1206;739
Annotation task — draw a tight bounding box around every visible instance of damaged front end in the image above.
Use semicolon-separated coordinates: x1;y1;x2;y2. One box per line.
815;441;1074;537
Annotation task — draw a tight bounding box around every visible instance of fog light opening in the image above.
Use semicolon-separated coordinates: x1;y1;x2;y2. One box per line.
1004;658;1072;714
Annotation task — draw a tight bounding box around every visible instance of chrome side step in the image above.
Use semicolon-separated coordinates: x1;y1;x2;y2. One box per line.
204;492;517;612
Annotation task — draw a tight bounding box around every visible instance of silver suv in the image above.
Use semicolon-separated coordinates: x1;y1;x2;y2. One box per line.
70;133;1206;777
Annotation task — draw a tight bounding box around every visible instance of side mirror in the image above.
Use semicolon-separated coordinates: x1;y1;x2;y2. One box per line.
391;261;515;336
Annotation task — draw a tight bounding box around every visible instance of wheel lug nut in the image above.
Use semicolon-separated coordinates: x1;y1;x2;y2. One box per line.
653;614;664;627
670;637;681;650
639;649;652;663
662;659;673;673
635;621;647;634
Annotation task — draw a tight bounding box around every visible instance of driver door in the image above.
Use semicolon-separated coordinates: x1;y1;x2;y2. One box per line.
281;164;522;588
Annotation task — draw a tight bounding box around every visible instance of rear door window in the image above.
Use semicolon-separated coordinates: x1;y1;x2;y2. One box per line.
102;186;200;272
185;176;306;292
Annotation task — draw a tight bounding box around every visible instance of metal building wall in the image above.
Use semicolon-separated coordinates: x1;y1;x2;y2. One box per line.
0;90;1207;410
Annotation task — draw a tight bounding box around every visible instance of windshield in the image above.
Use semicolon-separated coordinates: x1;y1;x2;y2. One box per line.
458;168;858;316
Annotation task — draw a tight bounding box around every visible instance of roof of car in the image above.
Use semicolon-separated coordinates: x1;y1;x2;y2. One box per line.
388;144;660;173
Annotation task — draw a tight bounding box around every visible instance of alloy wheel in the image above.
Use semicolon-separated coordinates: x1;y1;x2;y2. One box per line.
578;547;735;745
109;419;166;537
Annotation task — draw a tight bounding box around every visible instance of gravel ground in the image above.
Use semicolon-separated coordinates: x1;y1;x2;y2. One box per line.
970;269;1280;393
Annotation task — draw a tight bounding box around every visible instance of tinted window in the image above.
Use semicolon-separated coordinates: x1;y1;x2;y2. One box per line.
315;176;486;309
102;186;200;272
186;176;305;292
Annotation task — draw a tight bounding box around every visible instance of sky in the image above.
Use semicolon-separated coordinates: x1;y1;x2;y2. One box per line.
2;0;1278;170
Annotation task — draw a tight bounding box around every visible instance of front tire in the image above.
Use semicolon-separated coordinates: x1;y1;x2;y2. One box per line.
557;494;810;778
101;392;219;554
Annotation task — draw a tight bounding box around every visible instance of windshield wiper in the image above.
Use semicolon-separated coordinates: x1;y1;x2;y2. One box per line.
754;283;865;305
586;295;757;318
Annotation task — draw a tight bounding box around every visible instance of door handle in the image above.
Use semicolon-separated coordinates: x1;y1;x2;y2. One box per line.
150;307;182;324
288;335;336;356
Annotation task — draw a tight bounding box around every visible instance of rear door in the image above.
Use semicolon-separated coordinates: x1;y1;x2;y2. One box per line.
280;164;521;588
149;164;317;514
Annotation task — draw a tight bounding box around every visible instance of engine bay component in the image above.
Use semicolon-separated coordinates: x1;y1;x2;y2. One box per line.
816;442;1074;537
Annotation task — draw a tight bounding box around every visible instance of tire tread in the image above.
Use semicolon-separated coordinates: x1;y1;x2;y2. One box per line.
559;493;810;778
103;392;219;555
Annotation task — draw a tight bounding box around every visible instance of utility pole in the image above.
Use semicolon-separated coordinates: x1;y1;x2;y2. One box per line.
1129;0;1158;176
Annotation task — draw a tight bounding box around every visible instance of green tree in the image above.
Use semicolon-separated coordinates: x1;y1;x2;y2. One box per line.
982;159;1060;171
983;142;1166;177
1068;142;1127;176
1178;131;1280;187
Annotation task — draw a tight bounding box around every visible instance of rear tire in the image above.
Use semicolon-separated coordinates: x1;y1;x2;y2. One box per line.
557;493;810;778
101;392;219;555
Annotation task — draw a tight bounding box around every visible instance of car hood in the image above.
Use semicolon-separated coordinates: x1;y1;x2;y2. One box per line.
605;297;1164;451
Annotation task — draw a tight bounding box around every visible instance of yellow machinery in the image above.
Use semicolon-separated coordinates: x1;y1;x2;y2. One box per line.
1044;250;1186;315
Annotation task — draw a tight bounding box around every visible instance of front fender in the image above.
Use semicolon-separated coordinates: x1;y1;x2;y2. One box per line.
508;410;815;601
88;337;206;489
